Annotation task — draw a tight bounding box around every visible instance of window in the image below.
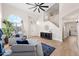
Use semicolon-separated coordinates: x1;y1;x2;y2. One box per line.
9;15;22;27
8;15;23;34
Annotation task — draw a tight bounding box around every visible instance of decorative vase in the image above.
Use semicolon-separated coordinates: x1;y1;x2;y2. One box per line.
4;36;8;44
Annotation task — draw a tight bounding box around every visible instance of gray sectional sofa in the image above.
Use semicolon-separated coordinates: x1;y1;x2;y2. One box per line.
9;37;43;56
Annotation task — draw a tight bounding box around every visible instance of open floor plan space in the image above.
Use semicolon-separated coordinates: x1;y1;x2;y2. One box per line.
0;3;79;56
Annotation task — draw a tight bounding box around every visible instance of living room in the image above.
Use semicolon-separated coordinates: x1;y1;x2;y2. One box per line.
0;3;62;56
1;3;79;56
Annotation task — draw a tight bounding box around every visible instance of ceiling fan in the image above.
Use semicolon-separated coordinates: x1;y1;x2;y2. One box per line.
26;3;49;13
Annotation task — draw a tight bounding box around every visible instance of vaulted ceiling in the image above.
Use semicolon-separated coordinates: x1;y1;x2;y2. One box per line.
5;3;54;16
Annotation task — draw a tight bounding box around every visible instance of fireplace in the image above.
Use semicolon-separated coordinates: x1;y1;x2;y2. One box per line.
40;32;52;40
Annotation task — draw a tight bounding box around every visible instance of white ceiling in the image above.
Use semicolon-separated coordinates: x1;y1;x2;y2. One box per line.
6;3;54;16
64;9;79;19
61;3;79;22
47;3;59;16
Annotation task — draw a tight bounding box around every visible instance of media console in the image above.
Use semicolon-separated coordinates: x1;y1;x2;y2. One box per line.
40;32;52;40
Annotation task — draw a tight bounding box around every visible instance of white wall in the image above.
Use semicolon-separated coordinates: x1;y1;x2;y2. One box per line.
28;13;44;36
43;21;61;41
2;4;29;36
0;4;2;28
28;7;62;41
2;3;62;42
28;14;62;41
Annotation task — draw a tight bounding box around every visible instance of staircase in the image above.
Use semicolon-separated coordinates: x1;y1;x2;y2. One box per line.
43;21;61;41
46;3;59;27
48;14;59;27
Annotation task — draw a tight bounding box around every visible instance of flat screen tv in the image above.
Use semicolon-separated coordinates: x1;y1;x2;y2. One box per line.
40;32;52;40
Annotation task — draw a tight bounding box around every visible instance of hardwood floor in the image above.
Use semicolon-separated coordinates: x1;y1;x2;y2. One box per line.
52;36;79;56
29;36;62;48
29;36;79;56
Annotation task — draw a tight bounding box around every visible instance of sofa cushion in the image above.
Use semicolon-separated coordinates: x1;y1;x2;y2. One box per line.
16;40;29;44
11;44;37;52
11;51;36;56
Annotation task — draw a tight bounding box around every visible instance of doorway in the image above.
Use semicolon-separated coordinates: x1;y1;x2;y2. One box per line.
63;22;77;39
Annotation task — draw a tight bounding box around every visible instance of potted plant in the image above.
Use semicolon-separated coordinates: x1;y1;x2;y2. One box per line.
2;18;14;44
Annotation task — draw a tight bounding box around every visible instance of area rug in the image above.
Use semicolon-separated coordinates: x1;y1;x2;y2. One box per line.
41;43;56;56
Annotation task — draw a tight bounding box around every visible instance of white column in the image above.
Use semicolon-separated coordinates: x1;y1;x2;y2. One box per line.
77;20;79;48
76;16;79;48
59;3;63;42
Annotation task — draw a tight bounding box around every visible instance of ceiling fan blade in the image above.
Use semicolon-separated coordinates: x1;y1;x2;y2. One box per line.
35;3;38;6
26;3;35;6
41;6;49;8
29;6;36;9
33;8;37;12
39;7;45;11
40;3;44;5
38;8;40;13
